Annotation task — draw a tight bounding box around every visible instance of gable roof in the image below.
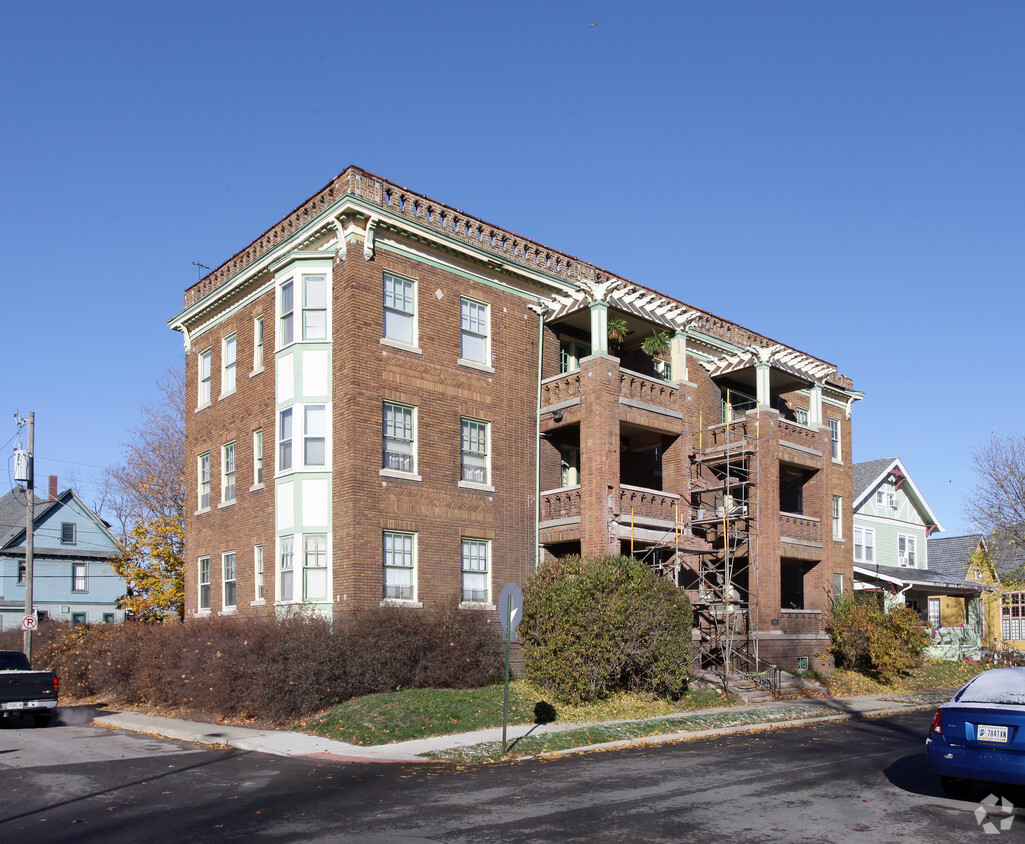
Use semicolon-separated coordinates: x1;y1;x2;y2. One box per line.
928;533;985;581
0;486;119;557
852;457;943;531
0;488;45;546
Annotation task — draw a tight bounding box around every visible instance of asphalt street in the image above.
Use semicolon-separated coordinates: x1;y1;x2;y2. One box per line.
1;710;1022;842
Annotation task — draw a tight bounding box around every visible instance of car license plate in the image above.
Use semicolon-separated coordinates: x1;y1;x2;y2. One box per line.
977;724;1008;743
2;701;25;710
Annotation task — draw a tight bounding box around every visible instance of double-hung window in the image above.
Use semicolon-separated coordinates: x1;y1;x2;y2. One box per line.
928;597;941;628
199;557;211;610
460;298;489;363
383;272;415;344
222;334;237;395
222;442;236;503
254;317;264;370
383;531;415;600
72;562;87;592
795;407;809;425
898;534;917;567
253;429;263;485
382;402;415;472
61;522;76;545
303;274;327;340
254;544;264;600
198;350;211;407
854;527;875;563
304;534;328;601
198;453;211;509
304;405;326;466
279;409;293;471
223;552;237;609
832;496;842;539
279;536;294;602
1001;592;1025;640
461;418;489;484
829;417;841;460
461;539;489;603
280;280;295;346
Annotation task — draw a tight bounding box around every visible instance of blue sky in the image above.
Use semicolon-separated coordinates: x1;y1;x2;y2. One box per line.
1;1;1022;534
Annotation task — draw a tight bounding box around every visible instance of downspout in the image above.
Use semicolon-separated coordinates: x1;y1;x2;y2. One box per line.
530;302;550;571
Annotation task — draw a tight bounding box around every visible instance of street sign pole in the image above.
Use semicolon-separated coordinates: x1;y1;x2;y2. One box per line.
502;594;511;754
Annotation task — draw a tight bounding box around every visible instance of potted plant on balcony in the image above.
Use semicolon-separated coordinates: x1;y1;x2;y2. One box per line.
641;329;671;358
607;318;628;352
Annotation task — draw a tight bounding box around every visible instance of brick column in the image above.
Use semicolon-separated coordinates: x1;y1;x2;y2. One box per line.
578;354;621;557
751;409;781;635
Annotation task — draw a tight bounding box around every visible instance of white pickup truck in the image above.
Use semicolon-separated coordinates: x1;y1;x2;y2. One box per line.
0;650;59;727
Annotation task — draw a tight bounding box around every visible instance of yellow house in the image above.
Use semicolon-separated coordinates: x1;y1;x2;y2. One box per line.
927;533;1025;652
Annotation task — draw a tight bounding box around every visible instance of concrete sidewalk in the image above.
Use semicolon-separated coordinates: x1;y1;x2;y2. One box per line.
86;691;949;764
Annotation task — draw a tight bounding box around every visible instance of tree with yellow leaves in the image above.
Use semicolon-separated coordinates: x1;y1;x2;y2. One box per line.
107;365;185;620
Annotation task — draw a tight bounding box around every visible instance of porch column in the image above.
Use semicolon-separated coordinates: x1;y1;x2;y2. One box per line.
755;362;771;408
671;329;688;382
589;301;609;355
808;382;823;426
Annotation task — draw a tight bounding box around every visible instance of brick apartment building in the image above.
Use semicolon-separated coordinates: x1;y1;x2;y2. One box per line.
169;166;862;672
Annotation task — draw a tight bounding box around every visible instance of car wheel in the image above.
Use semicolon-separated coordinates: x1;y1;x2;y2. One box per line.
940;776;973;798
32;713;50;729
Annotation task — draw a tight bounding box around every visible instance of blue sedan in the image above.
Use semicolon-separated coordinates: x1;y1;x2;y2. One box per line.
926;666;1025;796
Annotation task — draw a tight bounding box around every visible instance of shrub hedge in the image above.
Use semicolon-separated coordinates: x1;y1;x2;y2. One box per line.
18;606;502;724
520;554;693;704
827;593;930;681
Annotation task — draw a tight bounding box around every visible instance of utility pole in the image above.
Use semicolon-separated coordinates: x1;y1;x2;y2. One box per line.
19;413;35;661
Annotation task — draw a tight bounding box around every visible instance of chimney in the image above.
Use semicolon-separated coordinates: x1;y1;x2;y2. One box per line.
49;475;58;501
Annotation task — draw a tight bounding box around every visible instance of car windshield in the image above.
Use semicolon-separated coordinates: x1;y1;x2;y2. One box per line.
954;668;1025;705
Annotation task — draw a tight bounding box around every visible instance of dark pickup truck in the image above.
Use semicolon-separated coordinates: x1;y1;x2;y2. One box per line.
0;650;59;727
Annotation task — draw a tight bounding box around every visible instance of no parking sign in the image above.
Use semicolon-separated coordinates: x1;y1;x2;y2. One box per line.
21;613;37;631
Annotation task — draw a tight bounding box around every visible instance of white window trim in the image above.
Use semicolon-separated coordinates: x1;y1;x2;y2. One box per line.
71;561;88;593
220;334;237;398
277;404;331;477
251;544;265;606
278;535;296;604
302;533;330;603
854;526;875;563
459;538;492;606
382;271;418;348
832;495;842;540
898;533;918;568
279;277;296;349
220;442;236;506
251;429;264;490
459;417;491;488
221;551;237;612
197;349;212;410
198;556;212;614
278;407;294;474
197;452;211;513
382;531;418;604
458;296;491;368
251;316;265;375
382;402;417;476
828;417;841;462
301;272;330;343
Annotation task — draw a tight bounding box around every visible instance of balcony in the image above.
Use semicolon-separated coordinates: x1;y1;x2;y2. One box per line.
778;609;823;635
541;371;582;409
619;368;678;414
541;486;581;522
779;513;821;544
618;484;681;524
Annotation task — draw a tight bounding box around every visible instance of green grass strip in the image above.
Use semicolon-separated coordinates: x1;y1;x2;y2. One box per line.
424;703;838;762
